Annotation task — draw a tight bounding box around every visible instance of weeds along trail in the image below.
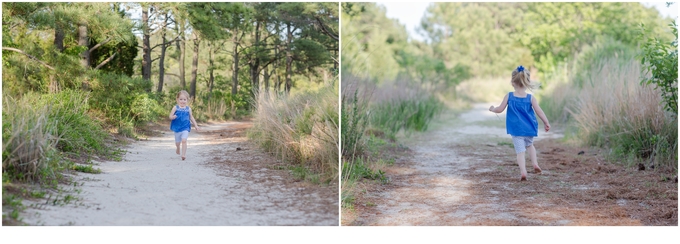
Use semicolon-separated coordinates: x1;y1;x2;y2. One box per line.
20;121;338;226
347;103;676;226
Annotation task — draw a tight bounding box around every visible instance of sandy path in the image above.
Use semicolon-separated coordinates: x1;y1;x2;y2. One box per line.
21;121;338;226
347;103;676;226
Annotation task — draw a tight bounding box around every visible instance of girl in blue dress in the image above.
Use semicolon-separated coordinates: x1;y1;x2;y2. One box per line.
489;66;551;181
169;90;200;160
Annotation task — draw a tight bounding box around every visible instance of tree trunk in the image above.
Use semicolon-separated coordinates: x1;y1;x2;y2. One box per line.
157;12;169;93
285;23;293;94
78;21;89;68
142;7;152;84
54;26;64;52
190;35;200;99
263;65;270;92
176;18;186;89
231;35;239;96
208;41;215;100
250;20;261;96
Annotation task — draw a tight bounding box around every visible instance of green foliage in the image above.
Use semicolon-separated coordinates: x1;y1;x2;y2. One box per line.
420;2;673;78
89;73;163;130
341;90;369;160
370;96;443;138
89;32;138;76
341;2;408;82
2;194;24;221
72;164;101;174
39;90;108;154
342;158;388;184
639;20;678;114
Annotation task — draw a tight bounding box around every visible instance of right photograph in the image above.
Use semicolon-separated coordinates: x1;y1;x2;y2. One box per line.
340;2;678;226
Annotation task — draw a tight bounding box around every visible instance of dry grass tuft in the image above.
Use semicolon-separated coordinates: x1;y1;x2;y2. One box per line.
248;84;339;183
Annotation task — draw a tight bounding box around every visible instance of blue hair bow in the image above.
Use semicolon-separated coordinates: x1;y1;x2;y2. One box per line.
516;65;525;72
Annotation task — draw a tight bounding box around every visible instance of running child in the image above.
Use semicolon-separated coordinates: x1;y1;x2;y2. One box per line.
489;65;550;181
169;90;200;160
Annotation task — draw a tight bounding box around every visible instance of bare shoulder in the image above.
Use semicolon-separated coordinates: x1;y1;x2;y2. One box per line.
531;94;540;105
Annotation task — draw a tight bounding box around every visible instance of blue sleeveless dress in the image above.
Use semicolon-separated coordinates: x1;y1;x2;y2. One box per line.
506;92;538;137
170;105;191;133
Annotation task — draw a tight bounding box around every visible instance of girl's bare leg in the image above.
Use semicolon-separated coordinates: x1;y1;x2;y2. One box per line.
176;142;181;155
517;152;527;181
181;139;187;160
527;145;542;173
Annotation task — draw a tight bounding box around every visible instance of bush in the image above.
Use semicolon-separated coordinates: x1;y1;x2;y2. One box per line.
639;20;678;114
89;73;163;131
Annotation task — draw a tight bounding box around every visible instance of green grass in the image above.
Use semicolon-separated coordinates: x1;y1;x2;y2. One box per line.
72;164;102;174
2;194;24;221
369;96;443;138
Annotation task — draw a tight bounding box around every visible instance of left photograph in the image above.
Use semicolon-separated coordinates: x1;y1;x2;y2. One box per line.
1;2;339;226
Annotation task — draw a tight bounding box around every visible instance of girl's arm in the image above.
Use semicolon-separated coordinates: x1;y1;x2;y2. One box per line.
531;96;550;132
169;106;177;120
489;94;509;113
189;107;200;131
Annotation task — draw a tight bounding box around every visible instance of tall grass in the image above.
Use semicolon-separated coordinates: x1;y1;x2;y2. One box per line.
568;58;677;169
248;83;339;183
341;73;444;207
2;90;109;183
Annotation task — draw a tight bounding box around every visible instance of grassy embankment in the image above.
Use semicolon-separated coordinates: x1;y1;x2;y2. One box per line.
341;74;444;209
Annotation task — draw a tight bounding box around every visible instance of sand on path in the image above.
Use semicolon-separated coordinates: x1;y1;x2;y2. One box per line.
21;121;338;226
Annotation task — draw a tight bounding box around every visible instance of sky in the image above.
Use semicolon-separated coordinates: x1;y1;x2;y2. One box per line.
378;2;679;43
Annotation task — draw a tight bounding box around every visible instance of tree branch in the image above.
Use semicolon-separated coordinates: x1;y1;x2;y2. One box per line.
88;37;113;53
94;53;117;70
315;16;338;41
2;47;55;70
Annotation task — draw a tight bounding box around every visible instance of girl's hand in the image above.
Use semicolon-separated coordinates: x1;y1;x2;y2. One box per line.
170;115;177;120
489;105;495;112
545;123;551;132
195;126;200;132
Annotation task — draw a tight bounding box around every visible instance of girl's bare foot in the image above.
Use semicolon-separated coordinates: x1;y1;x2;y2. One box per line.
533;166;542;174
182;156;186;161
520;175;527;181
176;147;180;155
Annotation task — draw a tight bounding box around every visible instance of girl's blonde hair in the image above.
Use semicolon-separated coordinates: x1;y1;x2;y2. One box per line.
176;90;190;99
511;66;536;90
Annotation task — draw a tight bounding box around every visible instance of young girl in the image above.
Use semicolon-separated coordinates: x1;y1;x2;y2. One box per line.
169;90;199;160
489;66;550;181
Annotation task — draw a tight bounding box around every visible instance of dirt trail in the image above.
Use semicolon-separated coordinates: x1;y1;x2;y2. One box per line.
346;103;677;226
21;121;338;226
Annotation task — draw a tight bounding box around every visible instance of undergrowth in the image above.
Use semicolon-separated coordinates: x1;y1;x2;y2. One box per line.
540;39;677;172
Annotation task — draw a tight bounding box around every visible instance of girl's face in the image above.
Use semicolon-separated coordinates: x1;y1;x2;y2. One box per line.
177;95;188;106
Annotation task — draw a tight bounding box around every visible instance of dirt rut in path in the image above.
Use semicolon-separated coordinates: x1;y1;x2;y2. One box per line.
21;121;338;226
347;103;677;226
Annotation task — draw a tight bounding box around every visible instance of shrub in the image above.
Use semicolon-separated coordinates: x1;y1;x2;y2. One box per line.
89;73;162;131
639;20;678;114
